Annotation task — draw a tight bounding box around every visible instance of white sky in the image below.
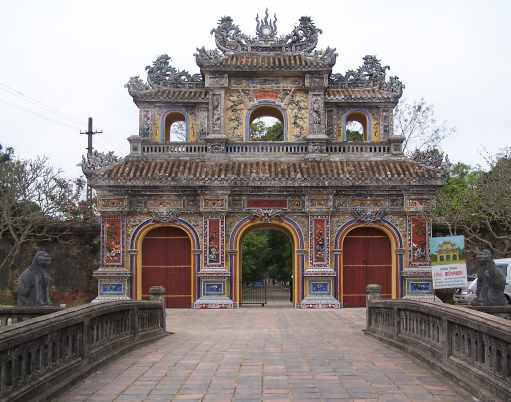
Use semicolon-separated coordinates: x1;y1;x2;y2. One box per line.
1;0;510;178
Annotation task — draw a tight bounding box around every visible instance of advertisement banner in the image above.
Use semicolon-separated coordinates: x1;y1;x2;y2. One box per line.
432;264;468;289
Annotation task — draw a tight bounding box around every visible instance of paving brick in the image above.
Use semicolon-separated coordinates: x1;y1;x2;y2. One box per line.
54;308;472;402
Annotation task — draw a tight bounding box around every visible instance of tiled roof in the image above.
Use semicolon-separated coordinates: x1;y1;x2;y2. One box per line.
326;88;398;103
89;159;442;187
130;88;208;102
197;53;335;71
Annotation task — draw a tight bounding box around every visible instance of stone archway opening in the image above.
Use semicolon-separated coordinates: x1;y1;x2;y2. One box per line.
249;105;284;141
240;226;293;306
164;112;186;143
345;111;368;142
341;226;393;307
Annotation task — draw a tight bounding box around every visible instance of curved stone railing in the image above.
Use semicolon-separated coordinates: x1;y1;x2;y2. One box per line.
366;299;511;402
0;301;166;402
0;306;62;327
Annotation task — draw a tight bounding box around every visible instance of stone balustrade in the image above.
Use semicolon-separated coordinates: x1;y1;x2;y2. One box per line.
366;299;511;402
0;301;166;402
0;306;62;327
132;138;400;157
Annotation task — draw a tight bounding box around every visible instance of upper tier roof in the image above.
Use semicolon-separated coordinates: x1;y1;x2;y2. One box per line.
124;10;404;103
86;158;442;188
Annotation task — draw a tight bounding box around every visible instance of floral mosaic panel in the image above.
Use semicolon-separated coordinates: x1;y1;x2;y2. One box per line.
204;216;225;267
309;216;330;267
102;216;123;265
409;216;429;266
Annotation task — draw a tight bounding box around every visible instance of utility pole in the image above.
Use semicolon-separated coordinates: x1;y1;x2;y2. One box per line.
81;117;102;212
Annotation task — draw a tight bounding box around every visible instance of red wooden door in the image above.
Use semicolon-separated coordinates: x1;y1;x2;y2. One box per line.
142;226;191;308
342;227;392;307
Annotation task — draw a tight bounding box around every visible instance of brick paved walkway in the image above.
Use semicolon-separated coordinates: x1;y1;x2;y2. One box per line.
55;308;475;402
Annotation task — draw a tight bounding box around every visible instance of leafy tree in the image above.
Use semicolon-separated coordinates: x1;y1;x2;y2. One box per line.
241;229;292;283
346;130;363;142
434;150;511;257
249;119;283;141
0;155;85;274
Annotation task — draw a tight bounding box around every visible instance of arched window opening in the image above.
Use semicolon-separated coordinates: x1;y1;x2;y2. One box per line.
164;112;186;143
249;106;284;141
345;112;368;142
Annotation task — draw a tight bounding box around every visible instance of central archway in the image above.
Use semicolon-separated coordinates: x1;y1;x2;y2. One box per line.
230;217;304;307
240;227;293;306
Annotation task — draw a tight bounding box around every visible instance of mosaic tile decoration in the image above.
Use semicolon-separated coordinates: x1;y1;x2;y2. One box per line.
203;281;225;296
102;216;123;266
204;216;225;267
409;216;429;266
101;282;124;296
309;216;330;267
310;280;330;295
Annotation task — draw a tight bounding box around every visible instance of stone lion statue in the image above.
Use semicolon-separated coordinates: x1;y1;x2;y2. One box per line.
16;250;52;306
471;249;507;306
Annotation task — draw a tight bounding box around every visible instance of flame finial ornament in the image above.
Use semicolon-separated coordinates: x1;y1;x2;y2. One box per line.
256;8;278;41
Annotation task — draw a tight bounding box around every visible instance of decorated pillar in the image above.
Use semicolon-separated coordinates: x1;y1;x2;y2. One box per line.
93;196;131;302
301;200;340;307
194;194;233;308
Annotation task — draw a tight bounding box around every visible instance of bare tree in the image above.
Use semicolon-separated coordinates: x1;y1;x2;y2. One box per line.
0;155;84;273
394;98;455;154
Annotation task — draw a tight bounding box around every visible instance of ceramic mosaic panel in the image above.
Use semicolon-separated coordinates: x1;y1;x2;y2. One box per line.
102;216;123;266
409;216;429;266
203;281;225;296
204;216;225;267
309;216;330;267
100;282;124;296
309;280;330;295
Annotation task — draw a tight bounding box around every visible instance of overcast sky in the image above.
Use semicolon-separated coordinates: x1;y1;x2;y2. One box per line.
1;0;510;178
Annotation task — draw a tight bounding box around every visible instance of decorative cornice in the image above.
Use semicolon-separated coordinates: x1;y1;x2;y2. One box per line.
249;208;283;223
151;209;180;224
352;207;387;223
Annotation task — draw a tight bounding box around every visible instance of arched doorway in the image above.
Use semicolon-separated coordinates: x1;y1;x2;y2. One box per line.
341;227;392;307
141;226;192;308
231;218;303;307
240;227;293;306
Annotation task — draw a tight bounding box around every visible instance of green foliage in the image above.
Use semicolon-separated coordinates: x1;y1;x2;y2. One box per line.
434;151;511;257
241;229;292;283
346;130;363;142
249;120;283;141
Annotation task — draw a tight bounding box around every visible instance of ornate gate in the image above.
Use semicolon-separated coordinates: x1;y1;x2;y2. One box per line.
342;227;392;307
141;226;191;308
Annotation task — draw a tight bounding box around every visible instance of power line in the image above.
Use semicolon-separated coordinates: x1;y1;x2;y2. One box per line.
0;97;80;130
0;82;83;127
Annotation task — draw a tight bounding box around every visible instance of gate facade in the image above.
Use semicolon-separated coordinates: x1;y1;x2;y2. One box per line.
86;10;442;308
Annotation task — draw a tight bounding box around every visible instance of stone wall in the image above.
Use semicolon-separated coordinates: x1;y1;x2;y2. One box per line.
0;223;99;306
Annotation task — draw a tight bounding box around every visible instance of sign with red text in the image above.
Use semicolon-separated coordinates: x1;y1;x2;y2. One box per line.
431;264;468;289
